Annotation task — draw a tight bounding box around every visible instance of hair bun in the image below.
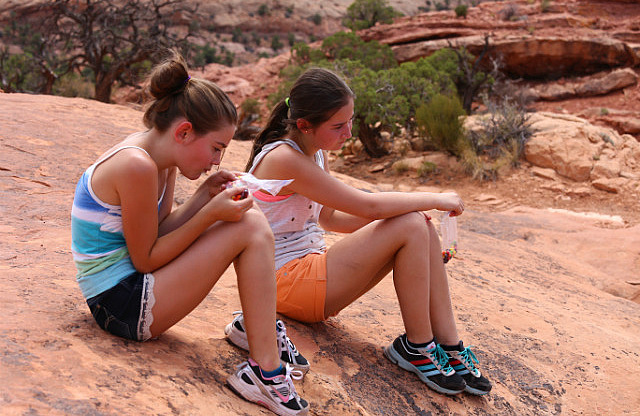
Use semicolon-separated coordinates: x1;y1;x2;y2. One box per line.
148;51;190;99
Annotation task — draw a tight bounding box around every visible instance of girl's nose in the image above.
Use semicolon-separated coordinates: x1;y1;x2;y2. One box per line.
213;148;226;167
342;123;352;138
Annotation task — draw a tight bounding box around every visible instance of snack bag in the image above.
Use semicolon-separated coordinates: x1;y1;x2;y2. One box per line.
225;172;293;200
440;212;458;263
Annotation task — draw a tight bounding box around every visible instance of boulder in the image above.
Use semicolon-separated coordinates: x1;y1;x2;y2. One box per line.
533;68;638;101
575;68;638;97
591;157;622;180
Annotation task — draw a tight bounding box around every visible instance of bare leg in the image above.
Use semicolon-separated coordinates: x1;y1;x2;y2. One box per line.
150;209;280;371
325;212;458;345
424;219;458;345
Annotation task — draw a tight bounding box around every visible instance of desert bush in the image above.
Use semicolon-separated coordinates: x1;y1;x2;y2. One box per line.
311;13;322;25
415;93;466;156
392;161;410;174
271;35;283;51
435;1;450;11
192;44;233;68
0;51;41;93
53;72;94;98
320;31;396;71
343;0;401;31
541;0;551;12
455;4;468;18
240;98;262;117
499;4;520;21
463;96;532;179
417;161;438;177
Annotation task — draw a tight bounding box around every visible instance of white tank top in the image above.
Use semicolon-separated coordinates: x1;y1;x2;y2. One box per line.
249;139;326;270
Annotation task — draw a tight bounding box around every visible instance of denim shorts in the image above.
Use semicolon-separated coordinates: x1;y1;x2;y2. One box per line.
86;271;156;341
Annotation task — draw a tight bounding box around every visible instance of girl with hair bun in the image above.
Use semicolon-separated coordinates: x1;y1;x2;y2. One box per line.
225;67;492;398
71;50;308;416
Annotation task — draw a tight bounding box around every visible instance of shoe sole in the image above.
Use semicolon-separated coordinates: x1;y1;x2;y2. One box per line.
464;383;491;396
383;345;465;395
227;373;309;416
224;322;250;350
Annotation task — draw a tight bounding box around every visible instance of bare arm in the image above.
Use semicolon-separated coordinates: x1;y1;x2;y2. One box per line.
318;206;372;233
253;144;464;221
117;156;252;273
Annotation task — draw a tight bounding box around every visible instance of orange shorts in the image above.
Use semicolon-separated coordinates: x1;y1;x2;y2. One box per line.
276;253;328;323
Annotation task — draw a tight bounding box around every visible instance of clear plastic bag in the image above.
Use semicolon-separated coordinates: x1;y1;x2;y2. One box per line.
226;172;293;200
440;212;458;263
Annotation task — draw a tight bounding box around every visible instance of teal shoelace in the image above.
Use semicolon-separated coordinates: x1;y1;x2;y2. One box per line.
433;344;456;373
457;346;481;375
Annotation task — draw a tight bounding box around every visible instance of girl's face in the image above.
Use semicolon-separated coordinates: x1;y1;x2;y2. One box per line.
180;123;235;180
309;97;354;152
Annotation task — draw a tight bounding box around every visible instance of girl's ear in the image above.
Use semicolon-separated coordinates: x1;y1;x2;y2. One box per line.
174;120;194;144
296;119;312;133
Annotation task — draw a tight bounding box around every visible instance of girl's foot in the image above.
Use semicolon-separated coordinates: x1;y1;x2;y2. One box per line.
384;334;466;395
443;341;492;395
225;311;310;373
227;359;309;416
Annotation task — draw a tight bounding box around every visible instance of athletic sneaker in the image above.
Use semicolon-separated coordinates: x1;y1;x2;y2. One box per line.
227;359;309;416
444;341;492;395
225;311;310;373
384;334;466;395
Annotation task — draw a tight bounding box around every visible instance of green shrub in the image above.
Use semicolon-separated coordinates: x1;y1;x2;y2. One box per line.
311;13;322;25
240;97;261;116
320;31;396;71
454;4;468;18
271;35;283;51
417;161;438;177
416;94;466;156
53;72;94;98
392;161;409;174
191;44;234;68
343;0;401;31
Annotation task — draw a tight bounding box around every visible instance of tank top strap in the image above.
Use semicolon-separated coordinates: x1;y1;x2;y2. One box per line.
94;145;150;167
89;145;166;205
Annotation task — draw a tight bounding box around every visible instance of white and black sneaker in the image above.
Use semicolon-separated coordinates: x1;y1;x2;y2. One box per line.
225;311;310;373
384;334;466;395
227;359;309;416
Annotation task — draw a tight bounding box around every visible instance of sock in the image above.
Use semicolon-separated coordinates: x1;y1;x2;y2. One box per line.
260;363;284;379
441;340;464;352
406;335;436;352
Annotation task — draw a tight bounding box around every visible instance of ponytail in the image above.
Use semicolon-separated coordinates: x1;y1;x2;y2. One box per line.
245;100;291;171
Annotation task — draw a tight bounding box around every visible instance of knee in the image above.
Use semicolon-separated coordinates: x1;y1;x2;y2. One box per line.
238;208;274;244
392;211;433;234
382;212;439;247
